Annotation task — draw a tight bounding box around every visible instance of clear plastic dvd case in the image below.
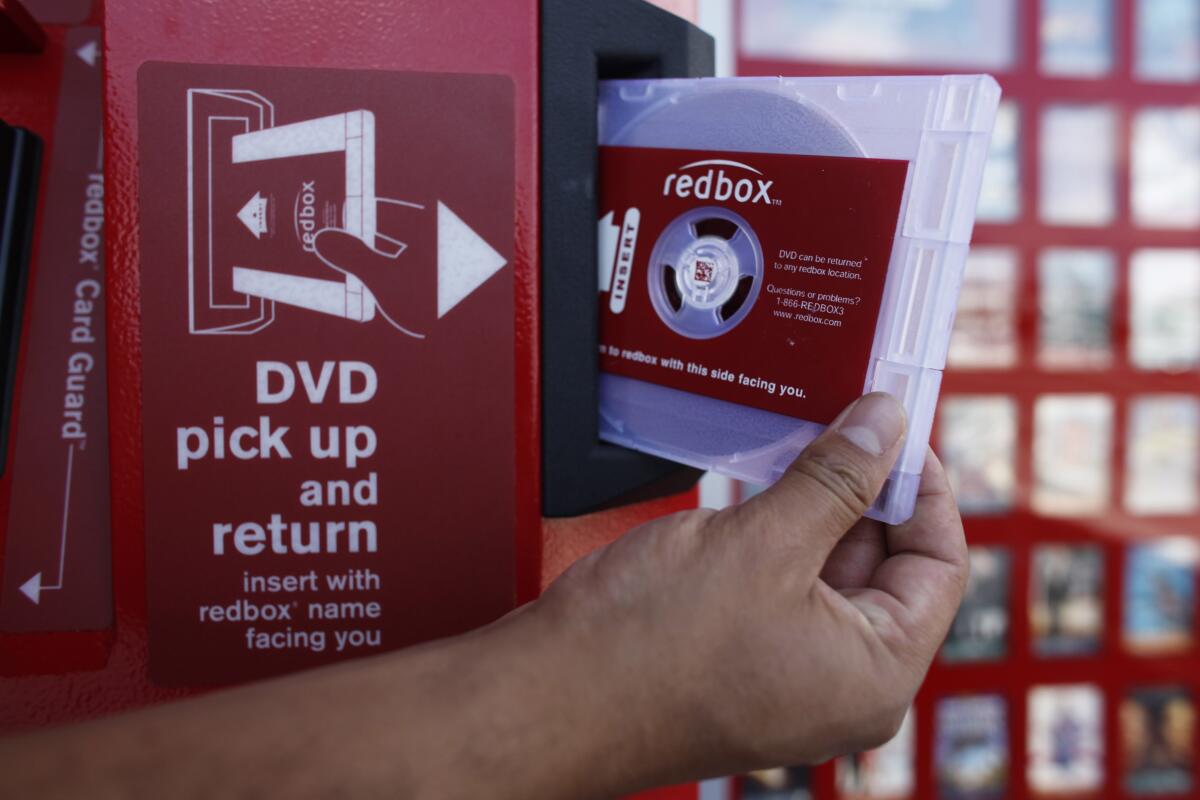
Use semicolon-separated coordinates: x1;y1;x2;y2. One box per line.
596;75;1002;524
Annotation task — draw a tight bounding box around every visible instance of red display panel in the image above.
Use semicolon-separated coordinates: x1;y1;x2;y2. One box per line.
736;1;1200;799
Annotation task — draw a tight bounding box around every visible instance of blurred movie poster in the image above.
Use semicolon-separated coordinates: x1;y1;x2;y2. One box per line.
1038;249;1114;369
738;0;1016;69
1130;249;1200;371
976;103;1020;223
939;396;1017;514
1040;0;1113;77
1125;395;1200;515
835;709;915;800
1027;684;1104;794
1136;0;1200;81
741;766;807;800
1122;687;1195;795
1040;105;1117;226
942;548;1011;663
947;249;1018;368
1132;108;1200;229
1033;395;1113;515
935;694;1009;800
1124;538;1199;656
1030;545;1104;657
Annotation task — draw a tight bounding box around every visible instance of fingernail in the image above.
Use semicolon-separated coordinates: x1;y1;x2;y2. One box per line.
834;393;906;456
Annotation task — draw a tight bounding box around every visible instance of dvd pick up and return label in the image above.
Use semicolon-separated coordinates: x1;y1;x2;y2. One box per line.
137;63;516;686
598;145;908;425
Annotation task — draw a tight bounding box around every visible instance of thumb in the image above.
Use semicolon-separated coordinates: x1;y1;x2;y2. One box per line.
742;393;906;569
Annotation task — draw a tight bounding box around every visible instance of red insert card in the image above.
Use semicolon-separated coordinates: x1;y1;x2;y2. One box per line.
598;145;909;425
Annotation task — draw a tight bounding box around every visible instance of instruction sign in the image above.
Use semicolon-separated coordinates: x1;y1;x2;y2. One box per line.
137;63;515;685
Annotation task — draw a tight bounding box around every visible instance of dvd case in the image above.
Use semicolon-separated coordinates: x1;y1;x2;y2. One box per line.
596;75;1001;523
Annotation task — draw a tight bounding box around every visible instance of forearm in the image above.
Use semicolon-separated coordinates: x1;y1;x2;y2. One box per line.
0;603;698;800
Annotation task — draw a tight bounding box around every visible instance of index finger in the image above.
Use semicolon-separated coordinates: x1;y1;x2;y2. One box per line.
867;449;969;652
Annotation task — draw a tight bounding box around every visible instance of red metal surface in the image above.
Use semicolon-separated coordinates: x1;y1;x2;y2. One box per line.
0;0;46;53
542;490;699;587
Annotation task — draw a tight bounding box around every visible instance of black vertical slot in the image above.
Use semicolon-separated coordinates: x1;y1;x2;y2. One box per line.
0;121;41;474
540;0;714;517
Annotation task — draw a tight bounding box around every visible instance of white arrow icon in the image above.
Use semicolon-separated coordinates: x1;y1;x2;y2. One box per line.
18;445;75;605
237;192;268;239
19;573;42;604
76;40;98;67
436;201;507;318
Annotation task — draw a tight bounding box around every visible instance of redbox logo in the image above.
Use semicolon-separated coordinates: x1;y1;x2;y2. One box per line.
294;179;319;252
662;159;776;205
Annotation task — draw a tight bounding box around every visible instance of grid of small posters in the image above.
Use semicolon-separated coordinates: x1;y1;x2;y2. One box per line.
940;392;1200;520
810;442;1199;800
735;2;1200;798
911;540;1200;799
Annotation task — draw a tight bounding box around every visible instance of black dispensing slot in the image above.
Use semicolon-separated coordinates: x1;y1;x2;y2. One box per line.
0;121;41;473
540;0;714;517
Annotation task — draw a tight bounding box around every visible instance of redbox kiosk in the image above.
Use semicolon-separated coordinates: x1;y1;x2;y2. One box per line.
0;0;712;796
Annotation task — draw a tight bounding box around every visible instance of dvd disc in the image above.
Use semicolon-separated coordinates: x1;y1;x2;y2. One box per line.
606;88;863;157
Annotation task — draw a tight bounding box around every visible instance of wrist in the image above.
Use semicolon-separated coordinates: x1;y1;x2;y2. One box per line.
510;593;732;795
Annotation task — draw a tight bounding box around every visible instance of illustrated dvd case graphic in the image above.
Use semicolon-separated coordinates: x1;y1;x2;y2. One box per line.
596;76;1001;524
185;86;507;337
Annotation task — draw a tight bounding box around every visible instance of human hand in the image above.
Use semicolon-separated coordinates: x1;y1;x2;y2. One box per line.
533;392;968;791
1;392;964;800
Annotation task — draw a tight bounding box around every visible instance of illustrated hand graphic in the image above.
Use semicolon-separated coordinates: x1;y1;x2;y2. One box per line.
312;199;434;337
